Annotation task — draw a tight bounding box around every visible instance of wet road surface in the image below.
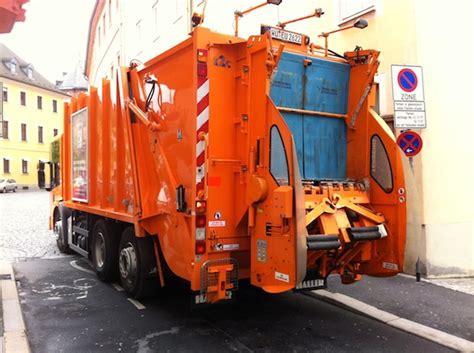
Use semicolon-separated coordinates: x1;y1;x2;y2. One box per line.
14;257;453;353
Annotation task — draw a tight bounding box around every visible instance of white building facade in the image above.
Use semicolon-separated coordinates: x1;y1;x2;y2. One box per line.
85;0;318;86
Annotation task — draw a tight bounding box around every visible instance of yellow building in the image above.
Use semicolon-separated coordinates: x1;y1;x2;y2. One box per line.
0;43;69;189
307;0;473;277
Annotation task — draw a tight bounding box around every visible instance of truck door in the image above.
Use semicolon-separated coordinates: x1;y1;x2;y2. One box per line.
359;108;407;275
249;100;307;293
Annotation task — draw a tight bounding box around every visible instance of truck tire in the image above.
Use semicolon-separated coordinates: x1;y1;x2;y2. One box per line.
118;227;155;298
56;205;73;254
92;220;119;282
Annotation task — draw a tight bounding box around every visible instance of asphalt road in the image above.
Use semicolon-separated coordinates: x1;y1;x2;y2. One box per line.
327;274;474;341
14;257;453;353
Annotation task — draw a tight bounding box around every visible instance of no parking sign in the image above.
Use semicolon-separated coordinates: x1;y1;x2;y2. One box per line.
397;130;423;157
391;65;426;129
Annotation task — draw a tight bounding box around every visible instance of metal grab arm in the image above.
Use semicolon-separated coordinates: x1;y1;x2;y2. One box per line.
127;99;161;132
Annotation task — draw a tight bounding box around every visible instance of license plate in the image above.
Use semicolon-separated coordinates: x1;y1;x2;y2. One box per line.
270;28;302;45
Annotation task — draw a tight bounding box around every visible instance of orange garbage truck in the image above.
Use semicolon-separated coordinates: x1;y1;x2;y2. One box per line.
45;26;406;303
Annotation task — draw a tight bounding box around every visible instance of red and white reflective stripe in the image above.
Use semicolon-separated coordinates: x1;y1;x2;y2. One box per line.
196;76;209;194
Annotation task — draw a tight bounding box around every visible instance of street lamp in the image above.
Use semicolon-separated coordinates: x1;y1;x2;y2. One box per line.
318;19;368;56
234;0;283;37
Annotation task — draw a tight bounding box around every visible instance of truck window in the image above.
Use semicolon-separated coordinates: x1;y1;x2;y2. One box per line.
269;125;289;186
370;135;393;193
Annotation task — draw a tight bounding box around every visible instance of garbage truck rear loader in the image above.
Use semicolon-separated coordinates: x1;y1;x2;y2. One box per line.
49;26;406;303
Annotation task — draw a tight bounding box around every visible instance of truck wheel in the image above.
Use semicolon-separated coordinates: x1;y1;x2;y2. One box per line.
56;205;73;254
118;227;155;298
92;220;119;282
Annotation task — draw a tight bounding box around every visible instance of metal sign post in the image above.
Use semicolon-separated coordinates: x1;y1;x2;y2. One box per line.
391;65;426;129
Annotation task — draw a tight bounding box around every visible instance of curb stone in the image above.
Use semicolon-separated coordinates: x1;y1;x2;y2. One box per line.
306;289;474;352
0;262;30;353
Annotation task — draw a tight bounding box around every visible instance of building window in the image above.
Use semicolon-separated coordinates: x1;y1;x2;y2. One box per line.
20;91;26;106
338;0;375;23
2;87;8;102
53;128;58;137
1;121;8;139
27;67;33;79
3;158;10;174
52;100;58;113
10;61;16;73
21;123;27;141
38;126;44;143
37;96;43;110
22;160;28;174
103;14;106;35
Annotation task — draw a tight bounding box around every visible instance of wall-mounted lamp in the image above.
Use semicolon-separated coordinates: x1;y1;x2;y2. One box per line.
234;0;283;37
318;19;368;56
277;8;324;29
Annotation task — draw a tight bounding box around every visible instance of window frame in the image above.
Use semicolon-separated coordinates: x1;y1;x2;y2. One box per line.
2;86;8;102
370;134;394;193
37;95;43;110
52;99;58;113
2;121;8;139
337;0;375;25
53;128;58;137
38;126;44;143
21;123;27;141
22;159;28;174
20;91;26;106
3;158;10;174
269;124;290;187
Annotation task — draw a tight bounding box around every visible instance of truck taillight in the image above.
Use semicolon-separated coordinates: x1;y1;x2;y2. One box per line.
197;49;208;77
196;214;206;228
195;200;207;254
197;62;207;78
196;200;206;213
195;240;206;255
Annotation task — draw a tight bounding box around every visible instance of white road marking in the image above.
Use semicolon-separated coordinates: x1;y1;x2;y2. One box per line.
308;290;474;352
69;260;95;275
112;283;124;292
135;327;179;353
127;298;146;310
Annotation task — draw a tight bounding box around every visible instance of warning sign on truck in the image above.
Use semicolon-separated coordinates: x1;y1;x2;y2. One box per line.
391;65;426;129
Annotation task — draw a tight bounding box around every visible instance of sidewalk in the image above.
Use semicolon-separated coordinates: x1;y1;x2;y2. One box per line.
309;273;474;351
0;261;30;353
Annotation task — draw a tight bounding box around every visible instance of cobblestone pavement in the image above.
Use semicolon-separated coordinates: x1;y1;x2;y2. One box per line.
0;191;61;262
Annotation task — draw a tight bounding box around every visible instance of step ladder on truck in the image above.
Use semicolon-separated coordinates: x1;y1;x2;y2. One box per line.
40;22;406;304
